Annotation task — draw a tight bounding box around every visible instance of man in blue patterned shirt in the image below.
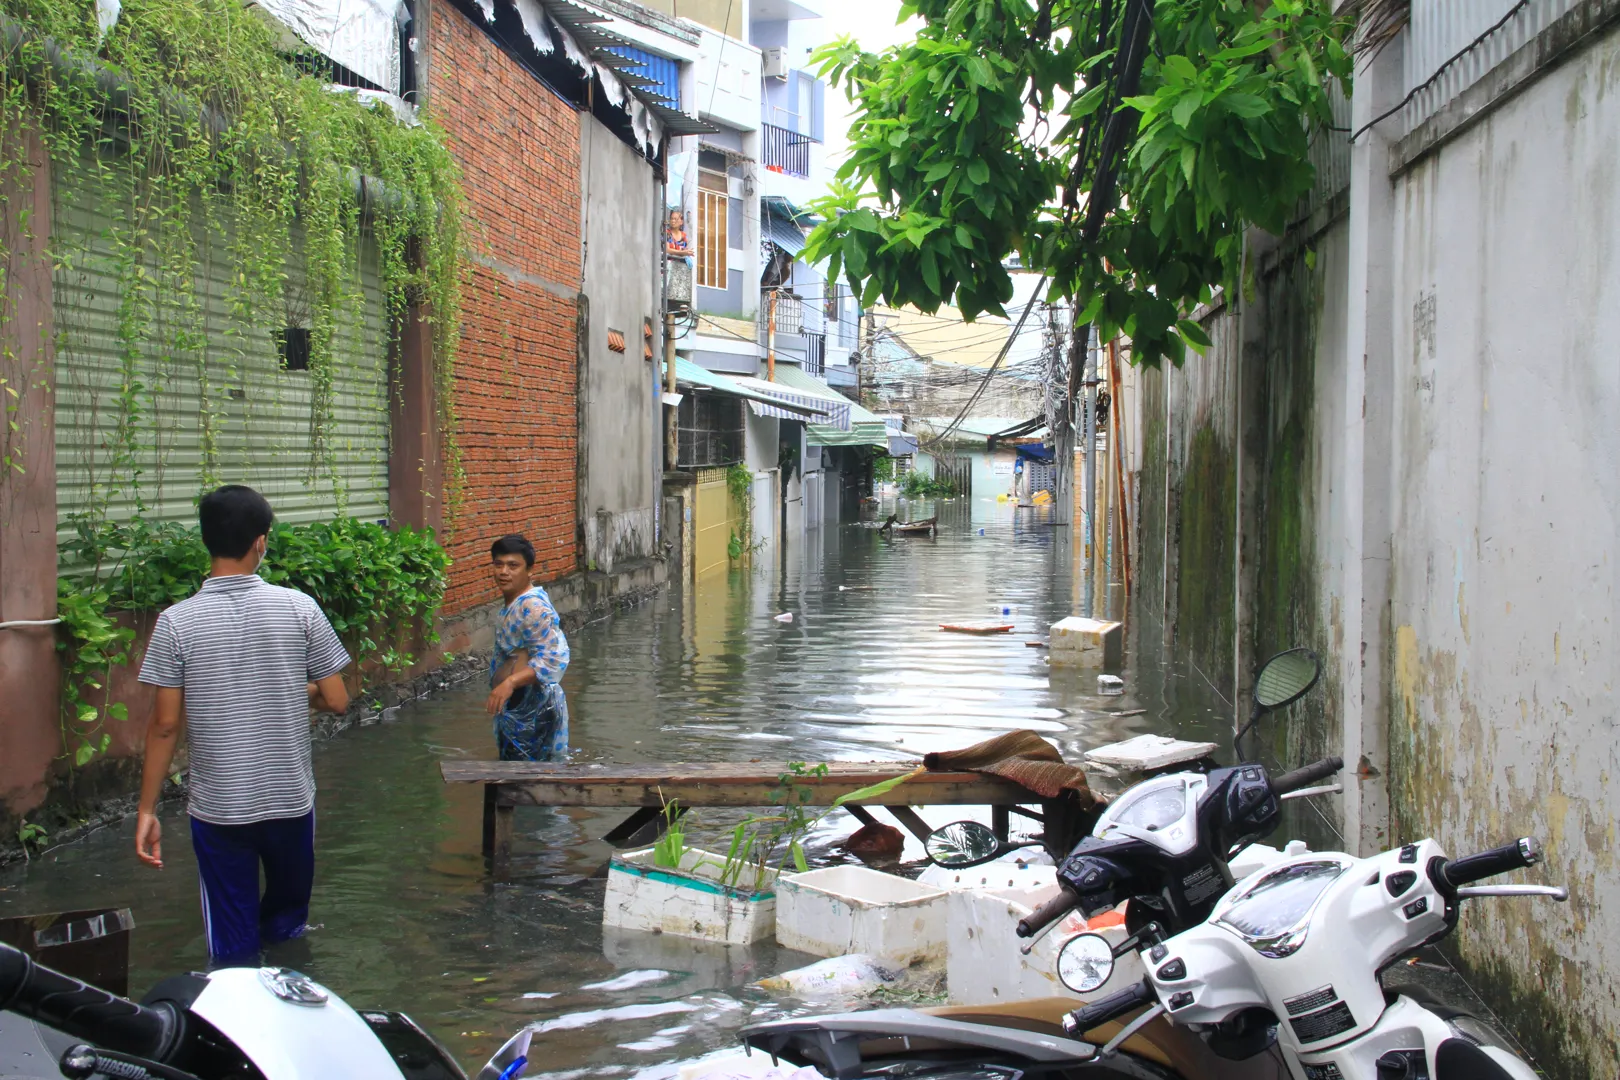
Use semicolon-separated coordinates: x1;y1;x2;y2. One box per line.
485;534;570;761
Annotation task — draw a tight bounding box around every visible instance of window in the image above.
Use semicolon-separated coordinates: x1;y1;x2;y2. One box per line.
825;283;840;322
677;392;745;467
696;183;728;290
276;327;311;371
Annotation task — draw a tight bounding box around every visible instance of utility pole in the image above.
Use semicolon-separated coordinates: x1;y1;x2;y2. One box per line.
766;288;778;382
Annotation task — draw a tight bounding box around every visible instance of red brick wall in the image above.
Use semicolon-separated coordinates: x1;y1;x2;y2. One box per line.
429;2;583;614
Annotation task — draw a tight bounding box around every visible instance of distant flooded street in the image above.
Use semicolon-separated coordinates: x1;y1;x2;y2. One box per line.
1;497;1233;1074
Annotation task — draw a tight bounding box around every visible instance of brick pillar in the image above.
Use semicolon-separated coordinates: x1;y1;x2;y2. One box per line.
0;122;59;820
388;298;443;535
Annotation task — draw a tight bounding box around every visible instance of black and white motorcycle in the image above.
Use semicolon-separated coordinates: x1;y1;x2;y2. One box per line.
0;942;467;1079
1052;835;1564;1079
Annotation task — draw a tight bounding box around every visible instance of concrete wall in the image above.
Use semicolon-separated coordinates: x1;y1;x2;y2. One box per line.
579;121;662;575
1126;9;1620;1074
1380;18;1620;1073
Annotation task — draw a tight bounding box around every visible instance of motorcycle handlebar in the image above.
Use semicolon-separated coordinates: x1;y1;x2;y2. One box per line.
1015;886;1080;939
1270;757;1344;796
1437;837;1541;890
0;942;184;1061
1060;979;1156;1038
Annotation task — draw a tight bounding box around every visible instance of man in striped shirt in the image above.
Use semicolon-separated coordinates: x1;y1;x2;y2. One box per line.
135;485;351;965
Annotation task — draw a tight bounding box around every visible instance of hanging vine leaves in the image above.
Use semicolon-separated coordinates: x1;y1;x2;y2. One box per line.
805;0;1353;368
0;0;466;500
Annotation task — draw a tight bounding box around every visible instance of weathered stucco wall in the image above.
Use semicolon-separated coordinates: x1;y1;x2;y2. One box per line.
579;122;663;575
1134;310;1240;702
1385;24;1620;1074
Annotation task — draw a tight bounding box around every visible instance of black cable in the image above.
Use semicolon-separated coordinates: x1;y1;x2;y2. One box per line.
1351;0;1531;142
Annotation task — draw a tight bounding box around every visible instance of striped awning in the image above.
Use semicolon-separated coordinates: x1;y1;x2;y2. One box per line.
730;374;852;430
674;358;826;419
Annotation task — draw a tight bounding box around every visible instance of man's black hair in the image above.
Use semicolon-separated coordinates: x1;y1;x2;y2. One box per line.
199;485;275;559
491;534;536;568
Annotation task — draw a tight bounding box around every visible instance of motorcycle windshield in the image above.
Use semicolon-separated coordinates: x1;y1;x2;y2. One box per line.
1217;860;1345;940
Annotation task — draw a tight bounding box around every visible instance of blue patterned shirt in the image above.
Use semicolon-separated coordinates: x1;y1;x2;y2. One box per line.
494;586;569;687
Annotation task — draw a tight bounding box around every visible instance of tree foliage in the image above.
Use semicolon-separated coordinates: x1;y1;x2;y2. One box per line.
806;0;1353;367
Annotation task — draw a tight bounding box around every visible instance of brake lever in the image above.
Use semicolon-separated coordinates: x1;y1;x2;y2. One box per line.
1019;916;1061;955
1279;783;1342;801
1096;1004;1168;1059
1455;884;1568;902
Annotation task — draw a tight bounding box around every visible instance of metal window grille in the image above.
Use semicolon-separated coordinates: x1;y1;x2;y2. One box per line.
804;334;825;378
696;189;728;290
762;122;811;178
677;392;744;467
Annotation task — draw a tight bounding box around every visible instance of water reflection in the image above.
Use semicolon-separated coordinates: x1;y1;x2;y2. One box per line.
1;496;1233;1072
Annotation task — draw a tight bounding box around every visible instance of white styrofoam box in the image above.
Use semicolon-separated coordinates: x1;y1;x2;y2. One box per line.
944;883;1144;1006
1083;734;1218;771
918;848;1056;893
604;847;777;945
776;866;948;965
1048;616;1123;668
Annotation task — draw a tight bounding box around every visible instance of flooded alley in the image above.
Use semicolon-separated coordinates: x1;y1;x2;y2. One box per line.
1;499;1233;1074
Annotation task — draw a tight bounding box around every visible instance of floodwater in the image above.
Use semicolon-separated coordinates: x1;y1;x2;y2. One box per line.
0;497;1238;1076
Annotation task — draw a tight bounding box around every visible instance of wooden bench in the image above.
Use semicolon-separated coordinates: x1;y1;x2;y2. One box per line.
439;760;1043;867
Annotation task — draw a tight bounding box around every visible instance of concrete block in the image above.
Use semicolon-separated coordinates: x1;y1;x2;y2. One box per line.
1048;616;1124;668
1083;734;1218;771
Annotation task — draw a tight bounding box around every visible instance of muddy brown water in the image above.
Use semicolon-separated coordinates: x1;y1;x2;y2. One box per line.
1;498;1238;1075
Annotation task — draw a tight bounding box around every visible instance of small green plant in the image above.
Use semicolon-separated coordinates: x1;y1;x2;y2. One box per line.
717;762;920;893
871;455;897;484
55;579;135;768
651;796;688;870
16;821;49;857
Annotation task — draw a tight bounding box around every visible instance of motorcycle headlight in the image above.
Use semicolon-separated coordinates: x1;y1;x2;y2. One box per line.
1213;859;1348;958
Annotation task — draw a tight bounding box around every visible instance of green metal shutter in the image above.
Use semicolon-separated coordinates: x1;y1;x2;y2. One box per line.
52;160;391;541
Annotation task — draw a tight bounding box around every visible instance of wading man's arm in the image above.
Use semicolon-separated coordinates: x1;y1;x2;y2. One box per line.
135;687;184;869
308;673;349;715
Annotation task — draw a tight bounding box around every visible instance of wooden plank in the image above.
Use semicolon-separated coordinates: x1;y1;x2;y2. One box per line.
886;805;935;844
491;776;1029;809
444;760;947;784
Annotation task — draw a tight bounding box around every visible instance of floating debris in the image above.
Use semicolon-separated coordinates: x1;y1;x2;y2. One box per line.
940;623;1015;635
773;612;794;623
756;955;904;999
581;969;674;992
1098;674;1125;696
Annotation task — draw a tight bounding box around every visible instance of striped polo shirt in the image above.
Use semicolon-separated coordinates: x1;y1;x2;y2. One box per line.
137;574;350;825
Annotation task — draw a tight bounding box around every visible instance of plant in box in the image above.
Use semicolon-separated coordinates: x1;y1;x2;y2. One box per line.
603;765;920;945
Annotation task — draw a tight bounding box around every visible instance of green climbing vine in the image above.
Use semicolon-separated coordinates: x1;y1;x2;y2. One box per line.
0;0;468;767
726;462;754;562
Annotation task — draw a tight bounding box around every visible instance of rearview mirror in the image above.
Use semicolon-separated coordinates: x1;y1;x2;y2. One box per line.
924;821;1001;868
1057;933;1116;995
1252;648;1321;713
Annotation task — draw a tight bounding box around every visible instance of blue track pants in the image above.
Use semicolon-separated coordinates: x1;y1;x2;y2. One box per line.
190;810;315;966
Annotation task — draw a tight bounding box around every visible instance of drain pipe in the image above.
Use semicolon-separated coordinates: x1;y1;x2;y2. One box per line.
0;618;61;629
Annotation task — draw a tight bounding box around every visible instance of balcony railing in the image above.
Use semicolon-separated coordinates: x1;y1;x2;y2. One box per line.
762;122;811;179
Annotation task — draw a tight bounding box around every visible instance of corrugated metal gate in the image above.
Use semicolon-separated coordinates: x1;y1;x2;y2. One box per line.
51;161;391;537
934;455;972;497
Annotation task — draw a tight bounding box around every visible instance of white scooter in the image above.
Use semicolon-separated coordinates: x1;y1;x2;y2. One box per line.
1053;836;1564;1079
0;943;465;1079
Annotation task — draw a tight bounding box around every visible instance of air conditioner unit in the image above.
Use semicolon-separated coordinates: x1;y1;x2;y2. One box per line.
762;47;788;79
